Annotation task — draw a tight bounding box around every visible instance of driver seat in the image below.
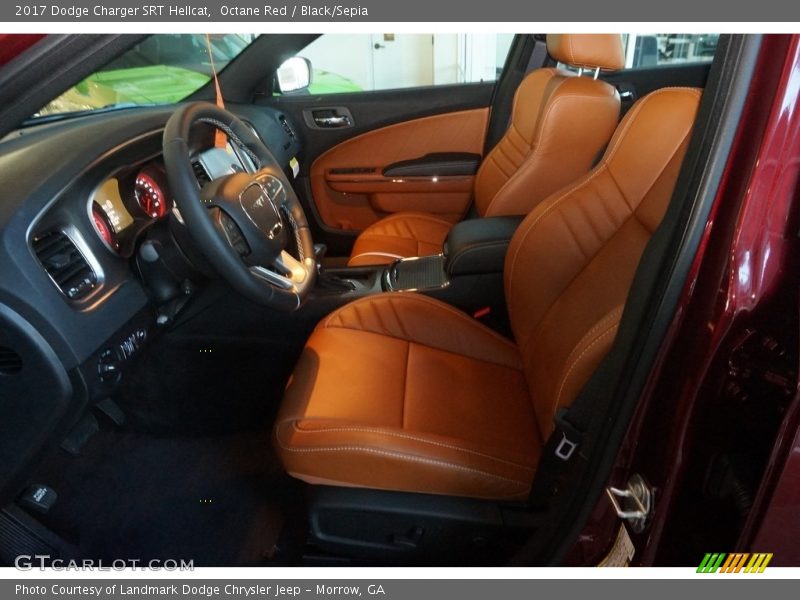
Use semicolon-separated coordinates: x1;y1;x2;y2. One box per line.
274;87;701;500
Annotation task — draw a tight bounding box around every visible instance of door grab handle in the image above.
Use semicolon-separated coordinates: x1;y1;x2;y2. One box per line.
303;107;354;130
314;115;352;128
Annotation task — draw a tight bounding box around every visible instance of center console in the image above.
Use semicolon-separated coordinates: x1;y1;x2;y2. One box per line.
313;216;523;324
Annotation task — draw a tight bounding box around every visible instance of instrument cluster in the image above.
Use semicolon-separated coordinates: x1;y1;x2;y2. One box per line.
89;162;172;255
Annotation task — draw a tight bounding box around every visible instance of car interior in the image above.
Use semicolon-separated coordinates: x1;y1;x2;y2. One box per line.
0;32;765;566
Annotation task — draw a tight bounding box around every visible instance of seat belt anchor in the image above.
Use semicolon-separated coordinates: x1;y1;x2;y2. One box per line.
552;408;583;461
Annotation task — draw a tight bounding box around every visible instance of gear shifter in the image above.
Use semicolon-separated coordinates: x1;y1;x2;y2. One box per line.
313;243;356;291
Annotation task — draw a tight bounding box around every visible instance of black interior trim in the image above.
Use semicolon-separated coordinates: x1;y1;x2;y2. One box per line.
0;304;74;502
383;152;482;177
444;216;524;276
603;62;713;115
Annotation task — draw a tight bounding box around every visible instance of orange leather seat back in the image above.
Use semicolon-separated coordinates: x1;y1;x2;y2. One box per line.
474;34;624;218
505;87;702;438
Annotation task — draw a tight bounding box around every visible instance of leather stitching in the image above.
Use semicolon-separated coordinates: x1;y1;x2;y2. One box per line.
477;70;556;214
289;423;536;471
554;313;622;411
568;34;576;65
349;251;405;262
400;342;409;428
275;432;530;488
387;296;410;340
366;212;454;234
323;294;519;358
319;323;522;371
485;86;618;217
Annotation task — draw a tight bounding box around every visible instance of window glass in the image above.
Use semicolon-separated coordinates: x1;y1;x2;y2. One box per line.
622;33;718;68
36;34;256;118
291;33;514;95
558;33;718;72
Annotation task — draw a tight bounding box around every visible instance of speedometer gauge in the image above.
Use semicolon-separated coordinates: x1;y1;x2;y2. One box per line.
134;172;168;219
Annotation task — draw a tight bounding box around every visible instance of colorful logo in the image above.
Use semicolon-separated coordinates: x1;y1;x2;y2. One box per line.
697;553;773;573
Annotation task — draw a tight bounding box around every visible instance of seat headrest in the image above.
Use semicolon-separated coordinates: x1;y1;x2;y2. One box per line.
547;34;625;71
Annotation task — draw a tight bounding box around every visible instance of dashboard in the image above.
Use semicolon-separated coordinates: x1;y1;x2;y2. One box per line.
0;103;302;495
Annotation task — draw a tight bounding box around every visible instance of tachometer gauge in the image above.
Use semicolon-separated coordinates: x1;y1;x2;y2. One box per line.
90;202;117;250
134;172;168;219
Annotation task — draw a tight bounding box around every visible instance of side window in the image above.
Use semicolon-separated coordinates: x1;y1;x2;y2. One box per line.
623;33;718;68
286;33;514;95
558;33;718;71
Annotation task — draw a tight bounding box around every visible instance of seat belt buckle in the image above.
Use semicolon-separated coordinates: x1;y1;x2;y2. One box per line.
552;408;582;461
554;433;578;461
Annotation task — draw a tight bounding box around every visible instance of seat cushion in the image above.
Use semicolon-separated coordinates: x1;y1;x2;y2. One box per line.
347;212;453;266
274;293;542;500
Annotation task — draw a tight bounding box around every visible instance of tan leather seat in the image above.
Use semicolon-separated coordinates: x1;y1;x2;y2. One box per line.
275;87;702;500
347;34;625;267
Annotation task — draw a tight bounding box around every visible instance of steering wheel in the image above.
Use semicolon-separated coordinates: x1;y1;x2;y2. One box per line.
163;102;316;311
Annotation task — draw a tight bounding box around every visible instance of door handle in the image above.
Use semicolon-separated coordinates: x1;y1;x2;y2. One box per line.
303;107;355;130
374;43;386;50
314;115;351;128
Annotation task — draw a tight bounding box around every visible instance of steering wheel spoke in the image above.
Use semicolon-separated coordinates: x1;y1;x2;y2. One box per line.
250;250;309;289
209;206;251;257
250;265;295;291
274;250;308;282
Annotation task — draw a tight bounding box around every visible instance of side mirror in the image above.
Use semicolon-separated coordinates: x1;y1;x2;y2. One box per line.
277;57;312;93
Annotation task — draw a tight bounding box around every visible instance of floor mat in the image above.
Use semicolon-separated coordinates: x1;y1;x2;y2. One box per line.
32;429;301;566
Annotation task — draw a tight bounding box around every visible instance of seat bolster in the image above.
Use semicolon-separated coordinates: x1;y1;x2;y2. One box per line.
347;212;453;266
321;293;522;370
274;417;537;500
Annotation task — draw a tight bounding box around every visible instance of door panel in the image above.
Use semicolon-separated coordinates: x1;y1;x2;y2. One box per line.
310;108;489;230
255;31;518;255
259;83;496;255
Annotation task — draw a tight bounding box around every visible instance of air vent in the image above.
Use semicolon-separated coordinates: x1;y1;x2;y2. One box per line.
0;347;22;375
32;231;96;300
278;115;296;139
192;160;211;187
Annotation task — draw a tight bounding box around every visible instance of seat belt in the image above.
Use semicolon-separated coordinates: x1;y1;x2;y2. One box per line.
527;381;615;507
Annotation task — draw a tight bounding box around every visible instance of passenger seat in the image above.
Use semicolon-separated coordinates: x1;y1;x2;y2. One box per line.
348;33;625;266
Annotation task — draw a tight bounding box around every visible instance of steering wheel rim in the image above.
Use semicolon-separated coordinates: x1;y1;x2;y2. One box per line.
163;102;316;311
